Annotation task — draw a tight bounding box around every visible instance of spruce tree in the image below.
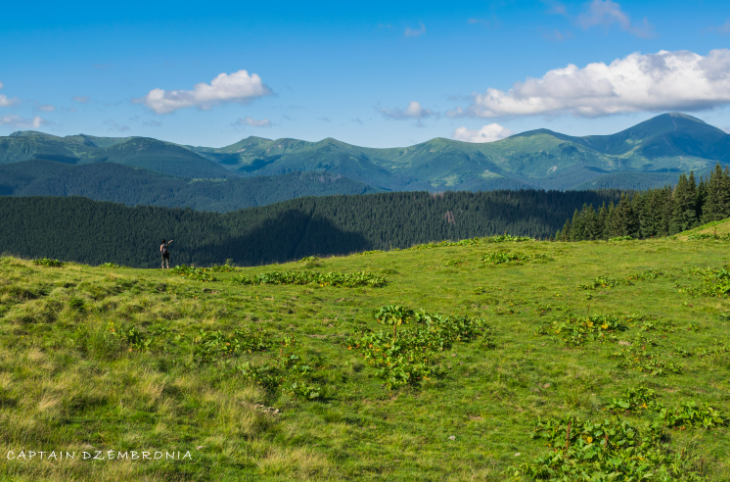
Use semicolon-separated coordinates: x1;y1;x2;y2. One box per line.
670;172;699;233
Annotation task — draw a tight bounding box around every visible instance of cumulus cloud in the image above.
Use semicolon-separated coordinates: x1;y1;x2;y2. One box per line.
453;124;514;143
404;23;426;38
72;96;90;103
449;49;730;118
379;101;434;120
0;115;45;128
232;116;272;127
576;0;654;38
0;81;20;108
134;70;272;114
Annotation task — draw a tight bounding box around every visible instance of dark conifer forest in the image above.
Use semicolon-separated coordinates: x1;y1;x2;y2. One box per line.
558;164;730;240
0;190;620;267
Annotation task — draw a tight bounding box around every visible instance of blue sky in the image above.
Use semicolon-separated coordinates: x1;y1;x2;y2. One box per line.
1;0;729;147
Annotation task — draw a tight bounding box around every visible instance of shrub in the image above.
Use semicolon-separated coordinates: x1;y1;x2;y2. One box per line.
230;270;386;288
536;314;628;346
170;265;217;282
350;308;486;388
513;416;708;482
33;257;63;267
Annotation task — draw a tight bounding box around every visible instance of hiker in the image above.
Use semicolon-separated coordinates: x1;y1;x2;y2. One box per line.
160;239;173;269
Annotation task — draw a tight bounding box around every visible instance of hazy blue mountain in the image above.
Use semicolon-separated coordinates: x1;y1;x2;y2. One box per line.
0;160;381;212
2;113;728;192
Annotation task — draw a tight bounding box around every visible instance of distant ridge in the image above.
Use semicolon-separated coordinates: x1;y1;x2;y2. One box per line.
2;113;729;193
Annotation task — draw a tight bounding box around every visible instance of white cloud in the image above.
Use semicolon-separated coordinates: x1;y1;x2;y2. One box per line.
0;80;20;108
453;124;514;143
379;101;434;120
404;23;426;38
38;104;56;112
576;0;654;38
72;96;90;103
233;116;272;127
450;49;730;118
134;70;272;114
0;115;45;128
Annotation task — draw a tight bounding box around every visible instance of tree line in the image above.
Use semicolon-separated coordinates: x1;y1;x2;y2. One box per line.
558;164;730;240
0;189;620;268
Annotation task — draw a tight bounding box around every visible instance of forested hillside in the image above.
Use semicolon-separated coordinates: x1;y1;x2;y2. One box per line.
0;190;619;267
559;164;730;240
0;160;381;212
4;113;730;192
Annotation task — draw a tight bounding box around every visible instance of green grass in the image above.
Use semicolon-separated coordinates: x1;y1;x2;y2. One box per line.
1;236;730;481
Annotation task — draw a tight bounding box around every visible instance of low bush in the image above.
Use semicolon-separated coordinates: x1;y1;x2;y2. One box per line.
230;270;387;288
33;257;63;267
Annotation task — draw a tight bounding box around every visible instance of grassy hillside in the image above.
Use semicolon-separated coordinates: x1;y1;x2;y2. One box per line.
679;217;730;239
0;161;382;212
0;235;729;481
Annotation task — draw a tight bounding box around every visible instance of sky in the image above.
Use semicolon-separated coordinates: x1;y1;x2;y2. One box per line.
1;0;729;148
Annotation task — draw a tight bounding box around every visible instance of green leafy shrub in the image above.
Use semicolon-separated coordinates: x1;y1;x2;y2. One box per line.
608;235;634;241
660;401;728;429
169;265;218;282
350;308;486;388
687;233;730;241
627;269;663;282
482;251;549;265
579;276;619;290
606;386;659;411
209;263;235;272
230;270;386;288
536;314;628;346
513;417;707;482
99;262;120;268
194;329;278;361
610;345;682;376
289;381;326;400
117;326;152;352
33;257;63;267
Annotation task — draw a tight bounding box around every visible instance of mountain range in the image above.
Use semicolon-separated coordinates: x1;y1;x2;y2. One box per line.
1;113;728;211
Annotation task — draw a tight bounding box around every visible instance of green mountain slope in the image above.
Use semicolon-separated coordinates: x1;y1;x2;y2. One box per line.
3;113;729;192
1;131;236;179
0;160;382;212
188;113;729;191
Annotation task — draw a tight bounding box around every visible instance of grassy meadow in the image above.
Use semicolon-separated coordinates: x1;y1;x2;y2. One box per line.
1;230;730;481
